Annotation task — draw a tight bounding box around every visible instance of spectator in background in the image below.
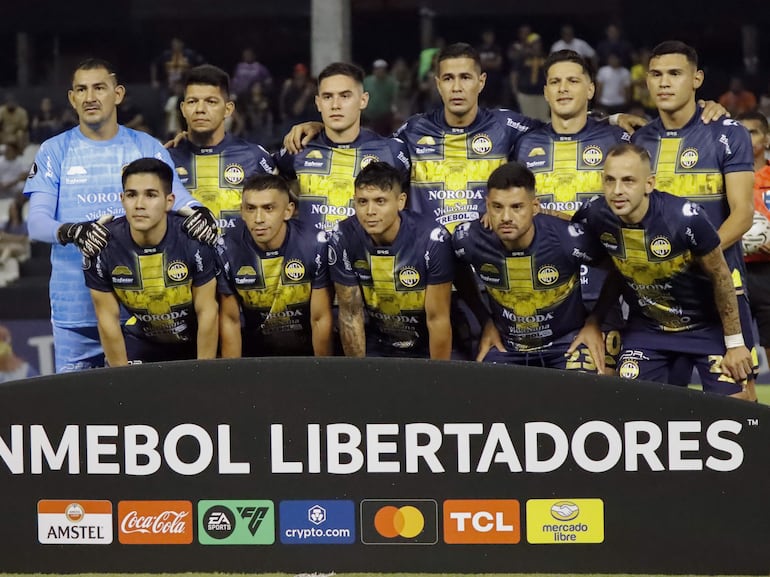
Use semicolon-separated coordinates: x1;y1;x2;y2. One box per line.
363;59;398;136
0;142;28;199
163;80;185;141
477;29;504;108
390;57;414;123
596;24;633;68
279;63;318;134
240;81;274;146
551;25;597;69
30;97;63;144
0;93;29;150
231;47;272;100
511;33;549;122
596;53;632;115
151;37;204;92
0;325;38;383
117;93;151;134
630;48;656;116
758;80;770;121
719;77;757;117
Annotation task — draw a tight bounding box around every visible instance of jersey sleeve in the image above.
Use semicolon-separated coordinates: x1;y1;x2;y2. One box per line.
388;137;412;178
23;138;64;243
213;236;236;296
327;228;358;287
311;230;331;289
188;242;218;287
274;148;297;180
83;253;113;293
425;226;455;284
679;200;721;256
565;221;607;264
719;120;755;173
450;221;475;264
254;144;278;175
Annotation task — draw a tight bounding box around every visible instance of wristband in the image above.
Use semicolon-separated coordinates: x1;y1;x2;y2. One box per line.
724;333;745;349
608;113;621;126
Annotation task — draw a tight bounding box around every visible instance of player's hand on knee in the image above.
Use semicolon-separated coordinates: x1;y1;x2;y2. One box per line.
57;214;113;258
722;345;753;382
181;205;218;245
568;319;606;375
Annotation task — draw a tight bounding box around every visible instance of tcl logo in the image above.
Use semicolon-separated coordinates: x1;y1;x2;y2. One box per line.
118;501;193;544
443;499;520;544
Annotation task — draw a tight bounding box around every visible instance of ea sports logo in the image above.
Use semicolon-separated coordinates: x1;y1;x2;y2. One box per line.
618;359;640;379
679;148;699;169
167;261;189;281
537;265;559;286
471;134;493;155
582;145;603;166
374;505;425;538
399;267;421;287
360;155;379;169
284;259;306;281
203;505;236;540
223;164;245;185
65;503;85;523
550;501;579;521
650;236;672;258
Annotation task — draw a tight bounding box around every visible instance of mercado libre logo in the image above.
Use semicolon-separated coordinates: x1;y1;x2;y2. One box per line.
360;499;438;545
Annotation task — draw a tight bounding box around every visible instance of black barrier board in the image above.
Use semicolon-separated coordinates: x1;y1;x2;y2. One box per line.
0;358;768;574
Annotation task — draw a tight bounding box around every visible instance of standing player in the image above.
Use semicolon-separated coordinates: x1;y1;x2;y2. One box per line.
452;162;606;372
631;41;757;392
329;162;453;359
274;62;410;233
85;158;219;366
217;174;333;357
737;111;770;362
170;64;277;231
577;144;754;398
23;58;217;373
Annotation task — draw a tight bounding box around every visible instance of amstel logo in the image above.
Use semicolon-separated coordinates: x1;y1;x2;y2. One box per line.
167;261;189;282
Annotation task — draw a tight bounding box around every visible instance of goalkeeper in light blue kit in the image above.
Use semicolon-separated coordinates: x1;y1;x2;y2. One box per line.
23;58;217;373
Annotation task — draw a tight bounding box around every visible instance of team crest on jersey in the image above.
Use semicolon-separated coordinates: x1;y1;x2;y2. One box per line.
284;259;306;281
360;154;380;169
167;261;189;281
537;265;559;285
223;164;245;185
27;162;37;179
618;359;640;379
679;147;699;169
471;133;493;155
398;266;421;287
649;236;672;258
582;145;603;166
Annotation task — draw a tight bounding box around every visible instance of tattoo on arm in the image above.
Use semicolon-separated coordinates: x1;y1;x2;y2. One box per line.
699;248;742;335
335;283;366;357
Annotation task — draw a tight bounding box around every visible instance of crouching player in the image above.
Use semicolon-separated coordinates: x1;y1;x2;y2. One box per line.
216;174;333;357
452;161;607;373
329;162;453;359
576;144;755;398
84;158;219;365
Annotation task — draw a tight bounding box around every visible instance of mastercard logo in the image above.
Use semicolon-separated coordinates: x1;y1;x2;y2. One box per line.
360;499;438;545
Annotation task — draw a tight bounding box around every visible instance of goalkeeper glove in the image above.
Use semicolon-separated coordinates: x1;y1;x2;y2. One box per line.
182;205;218;245
57;215;112;258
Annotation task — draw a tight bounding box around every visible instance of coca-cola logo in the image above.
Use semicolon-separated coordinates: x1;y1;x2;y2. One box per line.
118;501;193;545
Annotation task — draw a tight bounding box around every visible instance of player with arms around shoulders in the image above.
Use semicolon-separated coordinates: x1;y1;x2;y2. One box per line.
576;144;755;398
170;64;277;230
84;158;219;366
329;162;453;359
452;161;607;373
23;58;216;373
216;174;333;357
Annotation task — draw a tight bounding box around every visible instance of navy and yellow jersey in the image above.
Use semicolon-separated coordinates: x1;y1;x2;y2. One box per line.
577;191;723;340
274;129;411;233
514;118;630;214
217;218;329;355
631;107;753;279
328;210;454;355
394;107;541;231
452;215;593;351
84;213;217;344
169;133;277;228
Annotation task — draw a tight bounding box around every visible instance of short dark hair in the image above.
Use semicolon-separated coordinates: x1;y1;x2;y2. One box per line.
606;143;652;167
73;58;119;85
544;49;594;80
437;43;481;70
487;162;536;194
354;161;404;194
318;62;365;86
242;173;292;198
650;40;698;68
121;158;174;195
736;111;769;133
183;64;231;98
